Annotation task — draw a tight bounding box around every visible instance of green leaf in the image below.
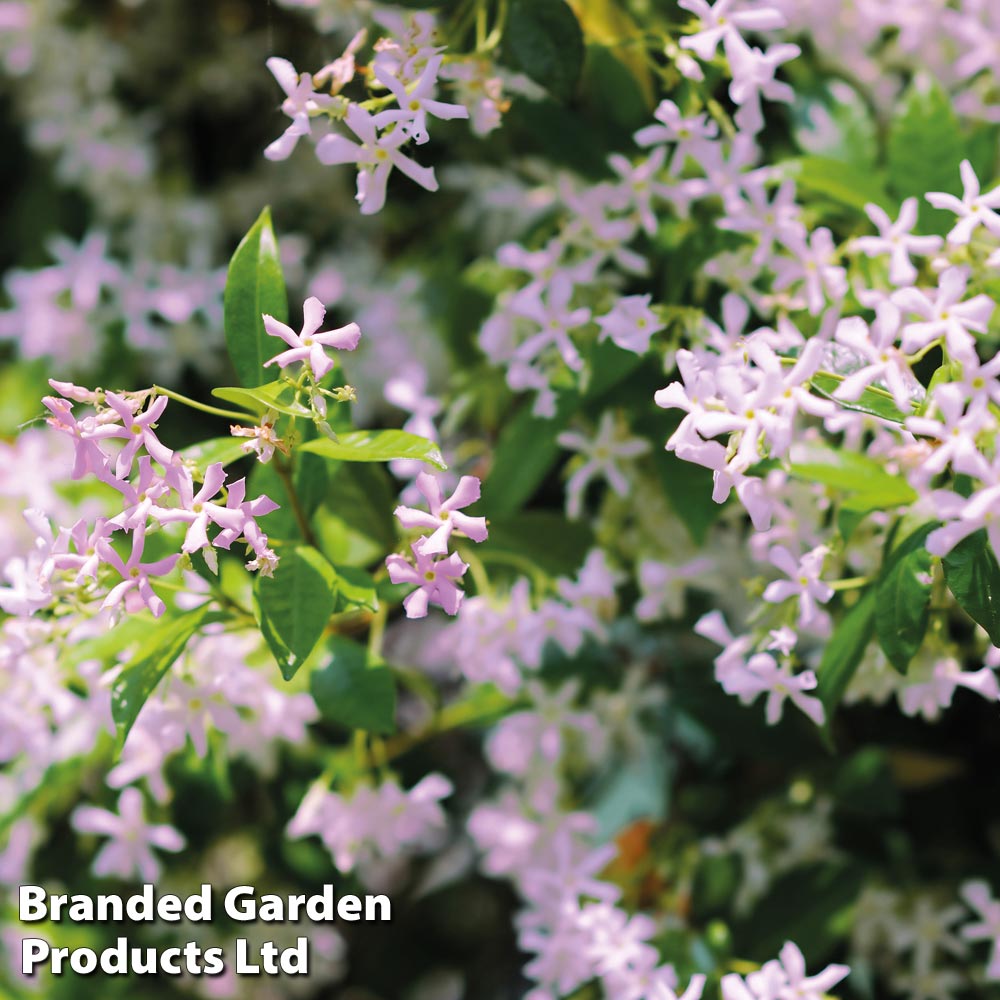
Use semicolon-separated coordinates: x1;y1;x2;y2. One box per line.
484;511;594;577
585;337;645;401
817;587;877;719
111;607;213;742
789;155;893;213
213;381;311;419
943;530;1000;646
224;206;288;387
887;77;966;235
299;430;446;469
571;4;654;106
314;463;398;566
0;358;51;435
658;450;722;545
332;564;379;613
875;522;935;673
810;372;914;424
768;442;916;509
64;613;153;671
503;0;585;102
182;437;253;477
310;637;396;734
482;394;576;517
255;546;339;680
918;360;962;415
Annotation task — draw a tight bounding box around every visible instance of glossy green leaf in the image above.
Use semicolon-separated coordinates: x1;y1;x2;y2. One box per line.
484;511;594;578
876;522;935;673
810;372;914;424
658;450;723;545
255;546;338;680
817;587;877;719
770;442;916;509
918;360;962;415
182;437;253;477
887;77;966;234
503;0;584;102
299;430;446;469
943;530;1000;646
314;463;397;567
224;206;288;387
111;607;213;742
310;637;396;734
790;155;893;213
332;564;379;613
482;394;576;517
213;381;312;419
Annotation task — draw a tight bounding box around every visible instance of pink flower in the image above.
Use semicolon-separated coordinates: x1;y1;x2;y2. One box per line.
107;456;170;530
853;198;942;286
372;54;468;145
103;391;175;479
41;394;121;480
926;159;1000;245
263;57;335;162
633;99;718;173
678;0;785;63
960;881;1000;980
386;542;469;618
263;296;361;380
97;523;180;618
745;654;824;725
892;266;993;362
71;787;185;882
762;545;833;632
556;412;650;520
597;294;664;354
315;103;439;214
152;462;247;554
393;472;487;555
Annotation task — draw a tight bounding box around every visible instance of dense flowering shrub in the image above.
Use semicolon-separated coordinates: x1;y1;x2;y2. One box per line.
3;0;1000;997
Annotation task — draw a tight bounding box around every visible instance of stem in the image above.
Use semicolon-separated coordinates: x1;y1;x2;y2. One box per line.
475;0;487;50
153;386;254;423
481;0;507;51
474;547;549;594
706;98;737;140
905;337;944;366
367;603;388;658
273;453;318;547
828;576;872;591
461;546;493;597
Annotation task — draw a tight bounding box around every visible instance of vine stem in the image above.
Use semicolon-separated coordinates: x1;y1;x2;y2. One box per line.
153;385;254;423
272;453;318;547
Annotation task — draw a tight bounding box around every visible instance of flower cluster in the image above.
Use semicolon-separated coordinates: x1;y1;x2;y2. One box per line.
26;382;280;618
386;471;487;619
265;14;484;214
721;942;848;1000
447;549;621;694
287;773;452;876
0;231;226;375
7;0;1000;997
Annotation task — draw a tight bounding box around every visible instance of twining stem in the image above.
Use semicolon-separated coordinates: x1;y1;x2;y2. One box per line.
152;385;254;423
828;575;872;591
272;453;318;548
367;603;388;658
481;0;508;51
